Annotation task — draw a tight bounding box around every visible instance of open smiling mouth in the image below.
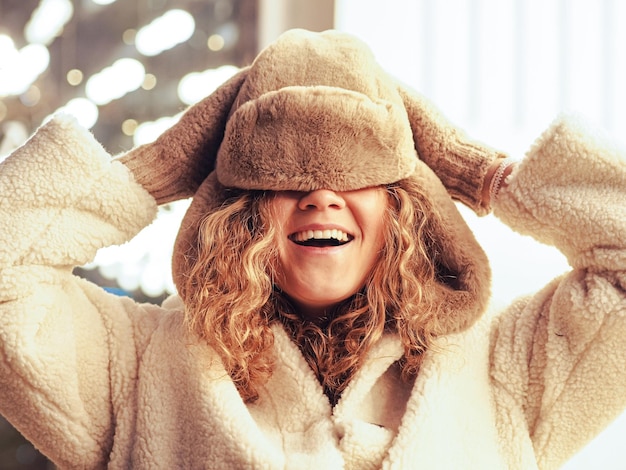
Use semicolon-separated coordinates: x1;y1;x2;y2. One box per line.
289;229;354;247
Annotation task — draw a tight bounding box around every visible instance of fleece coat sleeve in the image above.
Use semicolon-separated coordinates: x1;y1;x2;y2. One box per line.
490;115;626;469
0;115;157;468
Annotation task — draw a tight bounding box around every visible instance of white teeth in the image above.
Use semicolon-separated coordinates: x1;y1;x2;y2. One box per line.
293;229;351;242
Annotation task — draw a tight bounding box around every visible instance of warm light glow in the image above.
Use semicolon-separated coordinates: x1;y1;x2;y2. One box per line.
0;38;50;97
20;44;50;76
67;68;84;86
122;29;136;45
177;65;238;105
85;58;145;105
135;9;195;57
24;0;74;45
122;119;138;136
55;97;99;128
142;73;157;90
207;34;225;51
133;114;182;146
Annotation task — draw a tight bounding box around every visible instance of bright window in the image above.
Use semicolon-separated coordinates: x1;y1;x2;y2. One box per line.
336;1;626;468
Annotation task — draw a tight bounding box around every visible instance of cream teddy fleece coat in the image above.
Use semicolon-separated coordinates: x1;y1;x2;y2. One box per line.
0;114;625;469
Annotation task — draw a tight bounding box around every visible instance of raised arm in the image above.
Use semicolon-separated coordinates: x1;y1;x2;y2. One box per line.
0;115;157;468
489;115;626;469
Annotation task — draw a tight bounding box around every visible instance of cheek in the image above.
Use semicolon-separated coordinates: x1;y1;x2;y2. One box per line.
362;199;389;249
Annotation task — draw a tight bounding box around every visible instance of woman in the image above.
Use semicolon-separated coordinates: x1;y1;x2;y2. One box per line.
0;29;625;469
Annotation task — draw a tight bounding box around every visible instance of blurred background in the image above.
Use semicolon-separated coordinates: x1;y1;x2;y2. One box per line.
0;0;624;468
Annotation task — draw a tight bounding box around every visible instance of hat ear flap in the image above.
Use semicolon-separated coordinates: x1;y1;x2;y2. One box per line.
117;67;249;204
397;83;506;215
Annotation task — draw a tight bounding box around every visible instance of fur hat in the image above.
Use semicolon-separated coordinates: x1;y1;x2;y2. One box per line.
119;29;506;334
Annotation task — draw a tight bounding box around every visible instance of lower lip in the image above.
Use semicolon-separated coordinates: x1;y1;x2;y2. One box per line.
289;240;351;254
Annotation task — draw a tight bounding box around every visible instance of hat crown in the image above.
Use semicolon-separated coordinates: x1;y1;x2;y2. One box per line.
235;29;400;107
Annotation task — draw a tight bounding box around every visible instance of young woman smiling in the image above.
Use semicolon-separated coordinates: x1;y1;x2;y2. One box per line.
1;29;625;470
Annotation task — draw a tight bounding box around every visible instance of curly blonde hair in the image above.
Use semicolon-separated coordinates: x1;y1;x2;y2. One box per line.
182;179;444;404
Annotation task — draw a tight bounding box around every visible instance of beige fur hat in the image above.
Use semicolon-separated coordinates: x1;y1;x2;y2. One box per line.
119;29;506;334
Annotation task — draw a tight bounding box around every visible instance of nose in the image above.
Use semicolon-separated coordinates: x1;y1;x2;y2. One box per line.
297;189;346;211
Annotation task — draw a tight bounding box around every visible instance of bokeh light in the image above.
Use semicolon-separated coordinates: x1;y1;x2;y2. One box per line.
207;34;225;51
177;64;238;105
135;9;195;57
122;118;138;136
55;97;99;128
142;73;157;90
86;58;145;105
67;68;84;86
0;39;50;97
24;0;74;45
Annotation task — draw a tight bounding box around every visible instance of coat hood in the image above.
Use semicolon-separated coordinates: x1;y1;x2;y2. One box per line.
119;29;504;334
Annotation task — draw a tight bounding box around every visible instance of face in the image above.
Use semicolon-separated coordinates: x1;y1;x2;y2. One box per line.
269;187;388;321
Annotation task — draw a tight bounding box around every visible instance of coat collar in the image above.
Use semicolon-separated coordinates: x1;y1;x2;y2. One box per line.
247;319;510;469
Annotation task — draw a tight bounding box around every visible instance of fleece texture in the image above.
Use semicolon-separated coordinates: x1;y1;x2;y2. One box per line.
120;29;501;336
1;109;625;469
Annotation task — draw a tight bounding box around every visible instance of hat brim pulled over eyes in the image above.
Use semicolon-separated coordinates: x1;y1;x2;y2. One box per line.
216;85;418;192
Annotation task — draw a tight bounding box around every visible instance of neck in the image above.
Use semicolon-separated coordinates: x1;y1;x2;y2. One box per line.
296;304;332;325
277;292;339;326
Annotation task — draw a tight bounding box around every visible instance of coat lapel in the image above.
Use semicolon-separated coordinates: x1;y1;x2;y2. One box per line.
383;317;507;469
